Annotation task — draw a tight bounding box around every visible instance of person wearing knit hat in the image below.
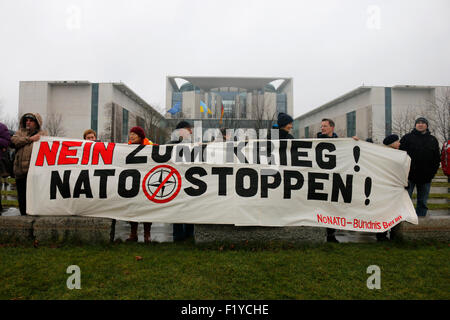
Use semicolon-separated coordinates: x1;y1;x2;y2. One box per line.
383;134;400;149
128;126;154;146
415;117;428;127
399;116;440;217
126;126;153;243
275;112;294;139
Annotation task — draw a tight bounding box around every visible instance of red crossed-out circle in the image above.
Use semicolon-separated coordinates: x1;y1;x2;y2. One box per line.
142;165;182;203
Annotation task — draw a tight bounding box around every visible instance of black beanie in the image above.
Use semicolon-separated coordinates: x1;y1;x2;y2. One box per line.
383;134;399;146
176;121;192;130
415;117;428;127
277;113;293;128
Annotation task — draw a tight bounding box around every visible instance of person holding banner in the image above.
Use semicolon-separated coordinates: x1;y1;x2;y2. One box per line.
83;129;97;141
269;112;295;140
11;113;46;215
127;126;154;243
316;118;340;242
168;121;194;241
400;117;441;217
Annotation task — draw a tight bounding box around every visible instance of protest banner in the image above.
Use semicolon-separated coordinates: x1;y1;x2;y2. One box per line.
27;136;418;232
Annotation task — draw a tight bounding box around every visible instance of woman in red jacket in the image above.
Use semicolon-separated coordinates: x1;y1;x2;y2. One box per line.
127;126;154;243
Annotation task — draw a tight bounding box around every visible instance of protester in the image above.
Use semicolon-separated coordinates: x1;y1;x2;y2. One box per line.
168;121;194;241
441;139;450;180
0;122;11;214
383;134;400;150
11;113;45;215
375;134;402;241
400;117;441;216
276;112;295;139
316;118;339;242
126;126;154;243
268;112;295;140
83;129;97;141
317;118;338;139
168;121;193;144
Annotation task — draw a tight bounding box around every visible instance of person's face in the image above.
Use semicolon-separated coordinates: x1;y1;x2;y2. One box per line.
415;121;427;133
321;121;334;136
129;132;142;144
25;118;37;130
179;128;192;140
283;122;293;133
390;140;400;149
85;133;96;141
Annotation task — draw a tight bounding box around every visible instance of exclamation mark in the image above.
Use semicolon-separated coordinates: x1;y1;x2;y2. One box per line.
364;177;372;205
353;146;360;172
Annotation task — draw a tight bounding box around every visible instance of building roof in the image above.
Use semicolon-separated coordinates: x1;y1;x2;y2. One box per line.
168;76;291;91
295;86;371;121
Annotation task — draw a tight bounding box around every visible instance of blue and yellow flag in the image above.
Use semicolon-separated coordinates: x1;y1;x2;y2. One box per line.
200;100;212;115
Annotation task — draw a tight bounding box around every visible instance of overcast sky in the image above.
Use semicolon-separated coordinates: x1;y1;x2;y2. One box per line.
0;0;449;119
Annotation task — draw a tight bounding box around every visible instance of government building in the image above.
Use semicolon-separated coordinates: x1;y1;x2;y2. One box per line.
165;76;293;132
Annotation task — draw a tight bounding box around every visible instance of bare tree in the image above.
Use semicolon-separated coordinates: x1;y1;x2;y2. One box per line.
391;106;423;138
98;102;113;142
142;104;168;144
45;113;66;137
425;88;450;145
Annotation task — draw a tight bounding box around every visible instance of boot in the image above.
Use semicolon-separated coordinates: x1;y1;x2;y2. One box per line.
144;223;152;243
126;222;138;242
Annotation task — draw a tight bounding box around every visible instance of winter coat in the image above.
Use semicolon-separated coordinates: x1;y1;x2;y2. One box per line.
267;126;295;140
0;122;11;160
11;113;46;179
127;137;154;145
399;129;441;184
316;132;338;139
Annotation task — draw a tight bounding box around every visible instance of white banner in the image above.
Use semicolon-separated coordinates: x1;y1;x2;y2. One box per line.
27;136;418;232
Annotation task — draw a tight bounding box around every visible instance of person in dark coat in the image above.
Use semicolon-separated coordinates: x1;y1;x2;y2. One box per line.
168;121;194;241
269;112;295;140
399;117;441;216
126;126;153;243
315;118;339;242
0;122;11;213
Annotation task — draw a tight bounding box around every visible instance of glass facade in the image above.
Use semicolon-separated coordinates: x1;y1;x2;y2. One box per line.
346;111;356;137
385;87;392;136
122;109;129;143
91;83;99;133
276;93;287;114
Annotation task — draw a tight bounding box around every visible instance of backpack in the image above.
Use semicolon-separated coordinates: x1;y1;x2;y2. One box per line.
442;140;450;177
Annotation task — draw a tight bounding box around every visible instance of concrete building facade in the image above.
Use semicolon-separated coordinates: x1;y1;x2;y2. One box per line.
19;81;166;143
165;76;293;132
294;85;449;143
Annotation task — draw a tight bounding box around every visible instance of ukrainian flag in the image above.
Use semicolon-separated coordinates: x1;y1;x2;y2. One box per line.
200;100;212;115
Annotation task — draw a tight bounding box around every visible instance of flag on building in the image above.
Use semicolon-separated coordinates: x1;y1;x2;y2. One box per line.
200;100;212;115
219;103;224;124
167;102;181;115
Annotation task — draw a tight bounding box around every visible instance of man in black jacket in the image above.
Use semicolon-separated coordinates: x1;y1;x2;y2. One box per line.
168;121;195;241
316;118;339;242
400;117;441;216
269;113;295;140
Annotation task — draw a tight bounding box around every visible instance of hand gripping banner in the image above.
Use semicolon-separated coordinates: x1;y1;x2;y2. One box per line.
27;136;418;232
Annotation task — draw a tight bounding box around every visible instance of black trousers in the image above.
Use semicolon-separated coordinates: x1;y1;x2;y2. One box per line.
173;223;194;241
16;176;27;216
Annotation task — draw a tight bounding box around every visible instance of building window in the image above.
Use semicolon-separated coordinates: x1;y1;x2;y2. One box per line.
122;109;129;143
276;93;287;114
91;83;99;133
172;92;183;112
239;93;247;119
346;111;356;137
223;100;235;118
305;126;309;138
385;87;392;136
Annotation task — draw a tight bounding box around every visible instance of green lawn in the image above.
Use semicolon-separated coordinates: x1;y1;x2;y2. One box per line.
0;241;449;300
